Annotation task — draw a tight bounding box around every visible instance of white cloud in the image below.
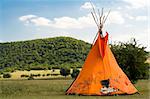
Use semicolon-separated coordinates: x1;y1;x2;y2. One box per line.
125;14;134;20
19;11;125;29
125;24;133;28
107;11;125;24
30;17;51;26
19;14;95;29
51;17;81;29
19;15;37;21
51;14;95;29
117;7;122;10
80;2;95;9
123;0;147;9
19;15;37;24
19;15;51;26
136;16;147;21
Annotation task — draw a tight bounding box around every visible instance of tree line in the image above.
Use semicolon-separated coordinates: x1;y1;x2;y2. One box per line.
0;37;91;72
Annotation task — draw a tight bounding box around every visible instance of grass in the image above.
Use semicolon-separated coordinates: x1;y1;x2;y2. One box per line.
0;79;149;99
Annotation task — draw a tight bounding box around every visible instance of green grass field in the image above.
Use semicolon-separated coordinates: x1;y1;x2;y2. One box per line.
0;79;149;99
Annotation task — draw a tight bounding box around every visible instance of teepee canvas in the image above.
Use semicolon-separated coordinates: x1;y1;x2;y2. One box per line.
66;7;138;96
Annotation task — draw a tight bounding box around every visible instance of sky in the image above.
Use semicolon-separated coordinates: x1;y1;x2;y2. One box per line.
0;0;149;51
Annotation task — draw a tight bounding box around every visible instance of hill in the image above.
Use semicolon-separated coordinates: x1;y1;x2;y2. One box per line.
0;37;91;72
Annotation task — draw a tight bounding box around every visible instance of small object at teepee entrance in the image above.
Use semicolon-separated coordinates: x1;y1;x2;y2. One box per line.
66;2;138;96
100;79;118;95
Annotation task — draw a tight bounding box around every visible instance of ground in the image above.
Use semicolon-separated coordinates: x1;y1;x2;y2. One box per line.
0;79;149;99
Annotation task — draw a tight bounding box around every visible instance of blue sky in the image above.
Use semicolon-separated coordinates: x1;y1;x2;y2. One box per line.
0;0;149;50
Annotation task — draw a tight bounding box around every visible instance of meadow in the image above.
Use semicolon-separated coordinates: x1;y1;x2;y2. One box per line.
0;69;75;80
0;79;149;99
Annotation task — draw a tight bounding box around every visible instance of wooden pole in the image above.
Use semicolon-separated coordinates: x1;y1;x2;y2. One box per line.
103;10;111;24
91;12;99;29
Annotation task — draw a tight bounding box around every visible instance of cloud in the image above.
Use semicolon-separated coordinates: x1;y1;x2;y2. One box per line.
125;14;134;20
51;17;82;29
19;15;37;24
30;17;51;26
80;2;95;9
136;16;147;21
19;11;125;29
125;24;133;28
107;11;125;24
51;14;95;29
116;7;122;10
19;14;95;29
124;14;148;21
19;15;51;26
19;15;37;21
123;0;147;9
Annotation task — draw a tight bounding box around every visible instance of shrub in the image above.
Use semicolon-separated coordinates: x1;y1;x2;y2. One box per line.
37;74;41;77
28;75;34;80
71;68;80;78
0;72;3;75
60;67;70;77
51;74;59;76
21;74;29;78
46;74;50;76
3;73;11;78
48;67;52;70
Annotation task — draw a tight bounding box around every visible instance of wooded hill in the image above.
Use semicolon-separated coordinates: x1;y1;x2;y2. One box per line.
0;37;91;72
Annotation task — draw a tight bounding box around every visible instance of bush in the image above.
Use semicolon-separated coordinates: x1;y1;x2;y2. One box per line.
3;73;11;78
21;74;29;78
28;75;34;80
37;74;41;77
51;74;59;76
26;68;31;71
110;38;149;83
71;68;80;78
46;74;50;76
0;71;3;75
60;67;70;77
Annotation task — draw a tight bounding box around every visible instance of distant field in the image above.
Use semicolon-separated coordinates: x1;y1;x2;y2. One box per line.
0;79;149;99
0;70;61;80
0;69;81;80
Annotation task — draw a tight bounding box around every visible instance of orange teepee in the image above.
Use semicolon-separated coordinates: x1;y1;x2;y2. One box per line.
66;7;137;96
66;32;137;95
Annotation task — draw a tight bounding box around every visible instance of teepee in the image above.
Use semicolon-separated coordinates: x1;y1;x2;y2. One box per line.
66;6;138;96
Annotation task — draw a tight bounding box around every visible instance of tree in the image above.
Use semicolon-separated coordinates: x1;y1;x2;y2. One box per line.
60;67;70;77
110;38;149;83
71;68;80;78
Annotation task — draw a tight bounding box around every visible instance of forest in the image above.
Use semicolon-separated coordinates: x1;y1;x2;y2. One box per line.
0;37;91;72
